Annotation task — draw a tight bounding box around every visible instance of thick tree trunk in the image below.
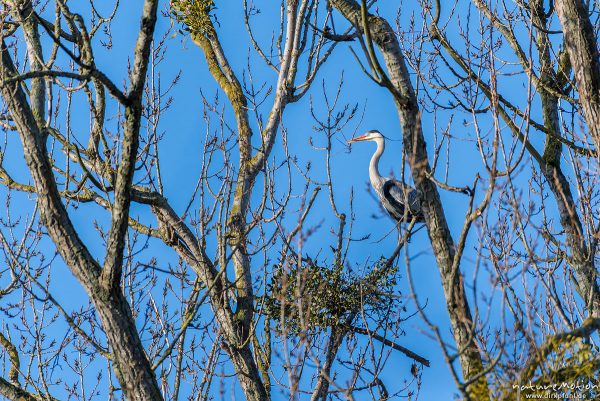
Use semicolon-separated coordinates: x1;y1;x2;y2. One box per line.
95;291;164;401
226;345;270;401
554;0;600;149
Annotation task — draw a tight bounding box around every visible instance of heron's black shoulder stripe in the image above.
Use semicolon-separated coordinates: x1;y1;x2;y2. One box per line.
382;180;405;211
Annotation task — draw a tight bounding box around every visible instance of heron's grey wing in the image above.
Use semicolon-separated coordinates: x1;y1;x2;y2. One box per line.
403;183;422;216
383;179;422;221
381;180;405;221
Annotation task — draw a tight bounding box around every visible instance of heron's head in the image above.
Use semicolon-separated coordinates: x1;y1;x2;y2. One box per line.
347;130;384;144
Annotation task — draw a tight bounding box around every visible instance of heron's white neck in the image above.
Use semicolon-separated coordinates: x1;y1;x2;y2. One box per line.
369;137;385;193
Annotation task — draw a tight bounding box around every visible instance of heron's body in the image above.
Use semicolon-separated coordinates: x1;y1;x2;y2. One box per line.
348;130;424;223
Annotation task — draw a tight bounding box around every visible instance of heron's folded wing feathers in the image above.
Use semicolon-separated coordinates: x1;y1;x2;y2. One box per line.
383;179;422;218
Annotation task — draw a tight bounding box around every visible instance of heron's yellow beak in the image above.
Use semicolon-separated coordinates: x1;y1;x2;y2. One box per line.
347;134;367;144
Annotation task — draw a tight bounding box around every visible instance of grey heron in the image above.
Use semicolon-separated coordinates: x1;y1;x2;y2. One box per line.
348;130;424;223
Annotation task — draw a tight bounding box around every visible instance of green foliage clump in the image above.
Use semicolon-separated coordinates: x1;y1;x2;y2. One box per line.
170;0;216;35
535;337;599;397
501;334;600;400
263;256;399;335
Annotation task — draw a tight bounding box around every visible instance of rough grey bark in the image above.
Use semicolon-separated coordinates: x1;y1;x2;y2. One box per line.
12;1;45;128
329;0;490;398
0;377;50;401
102;0;158;290
554;0;600;149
